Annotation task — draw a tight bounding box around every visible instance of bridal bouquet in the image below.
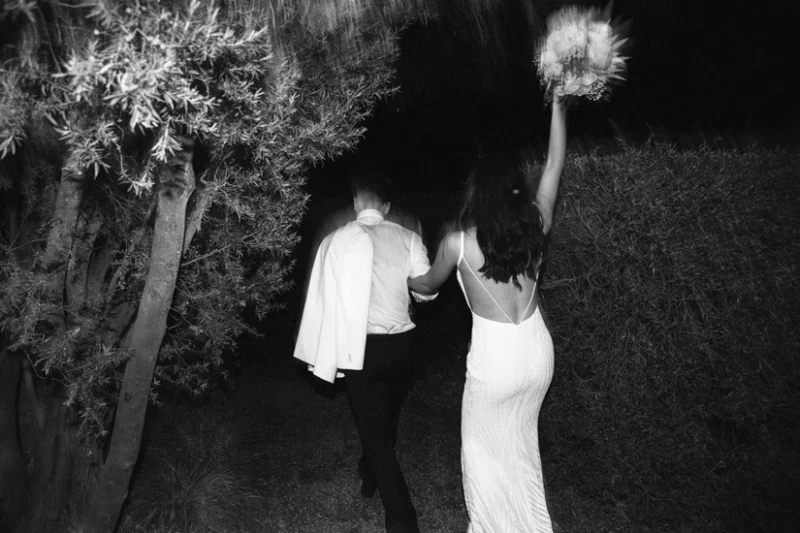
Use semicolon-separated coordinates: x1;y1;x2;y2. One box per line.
536;5;629;101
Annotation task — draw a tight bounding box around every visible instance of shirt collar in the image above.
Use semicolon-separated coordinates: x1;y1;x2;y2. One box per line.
356;209;385;223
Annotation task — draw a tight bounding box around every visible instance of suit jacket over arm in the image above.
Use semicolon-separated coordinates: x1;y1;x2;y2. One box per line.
293;221;373;383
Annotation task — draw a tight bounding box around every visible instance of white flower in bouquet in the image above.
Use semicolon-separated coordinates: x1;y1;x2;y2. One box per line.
545;30;569;60
581;70;599;87
558;72;582;97
545;13;587;59
536;4;629;102
542;50;563;79
586;22;613;70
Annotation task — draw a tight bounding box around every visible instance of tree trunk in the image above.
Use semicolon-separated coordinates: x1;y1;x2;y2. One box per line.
182;185;213;255
1;152;89;533
43;167;84;271
84;138;196;533
40;167;86;346
0;348;28;533
23;394;94;533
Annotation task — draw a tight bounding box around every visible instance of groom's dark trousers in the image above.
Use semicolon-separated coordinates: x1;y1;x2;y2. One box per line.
344;329;418;533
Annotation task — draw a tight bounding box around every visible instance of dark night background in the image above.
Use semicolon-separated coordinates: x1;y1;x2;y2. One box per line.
308;0;797;196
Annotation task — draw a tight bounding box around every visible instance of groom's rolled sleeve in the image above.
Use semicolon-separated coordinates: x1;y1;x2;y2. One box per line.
409;234;437;302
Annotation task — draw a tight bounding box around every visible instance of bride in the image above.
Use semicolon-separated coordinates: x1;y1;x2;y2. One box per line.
408;95;567;532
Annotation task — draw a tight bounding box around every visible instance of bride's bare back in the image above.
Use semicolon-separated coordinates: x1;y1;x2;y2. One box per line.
457;230;539;324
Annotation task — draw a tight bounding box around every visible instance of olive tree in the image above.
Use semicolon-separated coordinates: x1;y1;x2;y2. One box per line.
0;0;435;531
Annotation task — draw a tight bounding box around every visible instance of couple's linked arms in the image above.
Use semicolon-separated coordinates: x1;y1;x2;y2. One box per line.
408;232;459;296
408;96;567;296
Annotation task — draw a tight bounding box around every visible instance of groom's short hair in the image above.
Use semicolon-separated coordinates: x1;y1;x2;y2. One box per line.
351;173;392;204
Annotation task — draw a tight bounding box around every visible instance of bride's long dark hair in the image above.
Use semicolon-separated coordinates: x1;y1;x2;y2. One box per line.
457;149;547;289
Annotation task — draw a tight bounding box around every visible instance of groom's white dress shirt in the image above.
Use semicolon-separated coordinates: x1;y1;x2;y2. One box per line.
357;209;436;334
293;209;435;383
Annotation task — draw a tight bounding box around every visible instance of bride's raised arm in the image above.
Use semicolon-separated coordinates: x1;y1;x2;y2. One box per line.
530;95;567;234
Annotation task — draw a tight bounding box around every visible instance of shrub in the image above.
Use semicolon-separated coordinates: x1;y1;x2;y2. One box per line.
539;142;800;531
118;456;264;533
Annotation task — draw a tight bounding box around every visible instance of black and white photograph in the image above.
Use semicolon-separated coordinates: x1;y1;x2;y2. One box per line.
0;1;797;532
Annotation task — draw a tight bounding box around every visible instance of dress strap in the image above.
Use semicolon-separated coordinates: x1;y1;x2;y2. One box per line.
462;257;515;324
458;231;465;265
518;277;538;321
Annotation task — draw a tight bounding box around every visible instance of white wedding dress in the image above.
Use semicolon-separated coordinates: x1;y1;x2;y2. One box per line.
456;232;555;533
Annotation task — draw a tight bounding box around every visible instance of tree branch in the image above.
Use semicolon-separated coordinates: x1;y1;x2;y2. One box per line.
182;185;213;256
101;300;138;348
103;195;157;308
22;355;45;433
66;210;104;315
86;245;116;308
2;185;20;248
181;243;234;267
43;167;85;271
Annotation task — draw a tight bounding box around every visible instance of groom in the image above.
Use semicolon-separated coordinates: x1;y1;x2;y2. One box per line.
294;175;435;533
